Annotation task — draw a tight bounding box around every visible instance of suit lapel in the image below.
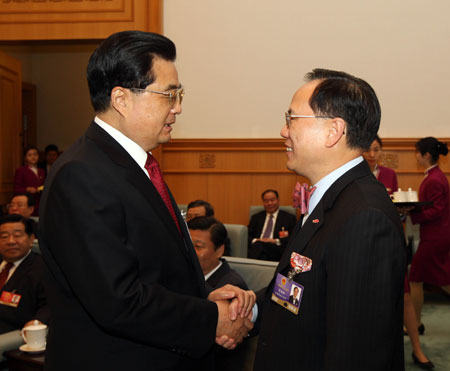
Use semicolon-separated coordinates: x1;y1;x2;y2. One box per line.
2;253;34;292
85;123;191;262
277;160;371;274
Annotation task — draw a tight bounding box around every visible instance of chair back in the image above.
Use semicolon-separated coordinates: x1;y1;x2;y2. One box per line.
223;224;248;258
224;256;277;292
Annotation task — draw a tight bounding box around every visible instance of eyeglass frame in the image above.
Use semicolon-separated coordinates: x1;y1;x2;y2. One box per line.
129;86;185;107
285;112;334;128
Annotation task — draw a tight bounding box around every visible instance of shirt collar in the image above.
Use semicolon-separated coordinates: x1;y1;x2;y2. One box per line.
0;249;31;270
308;156;364;215
424;164;438;174
266;209;279;218
94;116;150;178
204;260;223;281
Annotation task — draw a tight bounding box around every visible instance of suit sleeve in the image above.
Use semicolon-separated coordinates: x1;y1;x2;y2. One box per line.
410;179;447;224
41;161;218;357
324;208;405;370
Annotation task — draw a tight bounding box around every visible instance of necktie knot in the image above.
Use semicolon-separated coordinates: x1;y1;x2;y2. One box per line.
293;182;317;215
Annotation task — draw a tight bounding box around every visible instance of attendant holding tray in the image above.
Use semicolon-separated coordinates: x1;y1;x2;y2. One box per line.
365;136;433;369
409;137;450;336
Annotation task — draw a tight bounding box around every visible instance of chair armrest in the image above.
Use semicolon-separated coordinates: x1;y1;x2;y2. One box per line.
0;330;24;362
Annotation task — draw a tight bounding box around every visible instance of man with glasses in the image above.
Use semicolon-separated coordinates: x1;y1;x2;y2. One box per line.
0;214;49;334
7;193;35;220
39;31;254;371
253;69;406;370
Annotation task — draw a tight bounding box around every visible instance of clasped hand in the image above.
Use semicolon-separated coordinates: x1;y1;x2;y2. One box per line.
208;284;256;350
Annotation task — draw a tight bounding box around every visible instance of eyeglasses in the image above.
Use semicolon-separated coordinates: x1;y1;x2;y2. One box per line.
130;87;185;107
285;112;334;128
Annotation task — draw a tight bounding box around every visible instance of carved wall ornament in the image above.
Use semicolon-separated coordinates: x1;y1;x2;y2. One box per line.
199;153;216;168
381;153;398;169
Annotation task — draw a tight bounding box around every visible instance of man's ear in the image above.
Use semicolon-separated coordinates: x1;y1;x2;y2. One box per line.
216;244;225;259
325;118;346;148
110;86;129;116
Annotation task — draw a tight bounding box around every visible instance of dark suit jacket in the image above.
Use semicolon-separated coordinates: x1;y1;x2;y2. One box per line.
254;161;406;371
206;259;248;291
248;210;296;261
0;252;49;333
39;122;218;371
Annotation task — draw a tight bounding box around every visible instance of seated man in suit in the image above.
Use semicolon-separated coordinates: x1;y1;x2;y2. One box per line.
186;199;215;222
0;214;49;334
188;216;247;291
188;216;250;371
248;189;297;261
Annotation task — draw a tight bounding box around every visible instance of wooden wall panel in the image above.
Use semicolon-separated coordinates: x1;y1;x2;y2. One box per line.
0;0;161;40
162;138;450;226
0;51;22;204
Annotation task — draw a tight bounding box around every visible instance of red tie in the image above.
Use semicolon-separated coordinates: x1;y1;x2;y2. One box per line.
145;154;181;234
293;182;317;215
0;262;14;290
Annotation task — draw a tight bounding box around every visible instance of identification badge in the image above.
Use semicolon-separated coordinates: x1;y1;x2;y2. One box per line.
0;291;22;307
271;273;304;315
279;227;289;238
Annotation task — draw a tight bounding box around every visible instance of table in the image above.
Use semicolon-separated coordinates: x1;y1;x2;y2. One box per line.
3;349;44;371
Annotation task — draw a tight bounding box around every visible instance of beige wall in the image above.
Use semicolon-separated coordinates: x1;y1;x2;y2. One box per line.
1;0;450;149
163;0;450;139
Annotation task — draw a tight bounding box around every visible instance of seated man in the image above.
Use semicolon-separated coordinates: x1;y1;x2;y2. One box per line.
7;193;35;220
0;214;49;333
7;193;38;236
188;216;247;291
248;189;297;261
186;199;215;221
187;200;231;256
188;216;249;371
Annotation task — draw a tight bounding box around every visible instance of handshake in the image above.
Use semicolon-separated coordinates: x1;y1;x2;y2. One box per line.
208;284;256;350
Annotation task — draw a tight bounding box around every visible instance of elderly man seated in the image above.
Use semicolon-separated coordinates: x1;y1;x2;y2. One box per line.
188;216;247;291
0;214;49;334
248;189;297;261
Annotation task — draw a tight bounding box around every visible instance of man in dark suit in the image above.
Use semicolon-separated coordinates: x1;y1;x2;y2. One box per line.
288;286;299;306
0;214;49;333
253;69;406;370
39;31;254;371
248;189;297;261
188;216;248;291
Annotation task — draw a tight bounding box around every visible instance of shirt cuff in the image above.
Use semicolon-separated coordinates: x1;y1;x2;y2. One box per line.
251;303;258;323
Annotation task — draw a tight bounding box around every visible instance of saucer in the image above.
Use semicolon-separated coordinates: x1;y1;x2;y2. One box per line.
19;344;45;353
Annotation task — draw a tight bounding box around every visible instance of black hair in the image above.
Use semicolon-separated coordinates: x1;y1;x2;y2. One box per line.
187;200;214;217
187;216;227;250
305;68;381;150
44;144;59;154
11;193;36;207
373;135;382;148
415;137;448;164
87;30;177;112
261;189;279;199
0;214;35;236
24;145;39;157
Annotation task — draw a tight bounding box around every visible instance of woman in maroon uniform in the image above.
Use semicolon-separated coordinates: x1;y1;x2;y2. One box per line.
14;146;45;216
363;135;398;195
365;136;433;369
410;137;450;336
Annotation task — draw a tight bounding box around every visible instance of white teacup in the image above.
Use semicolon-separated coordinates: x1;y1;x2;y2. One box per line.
392;191;407;202
21;324;47;349
406;188;418;202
